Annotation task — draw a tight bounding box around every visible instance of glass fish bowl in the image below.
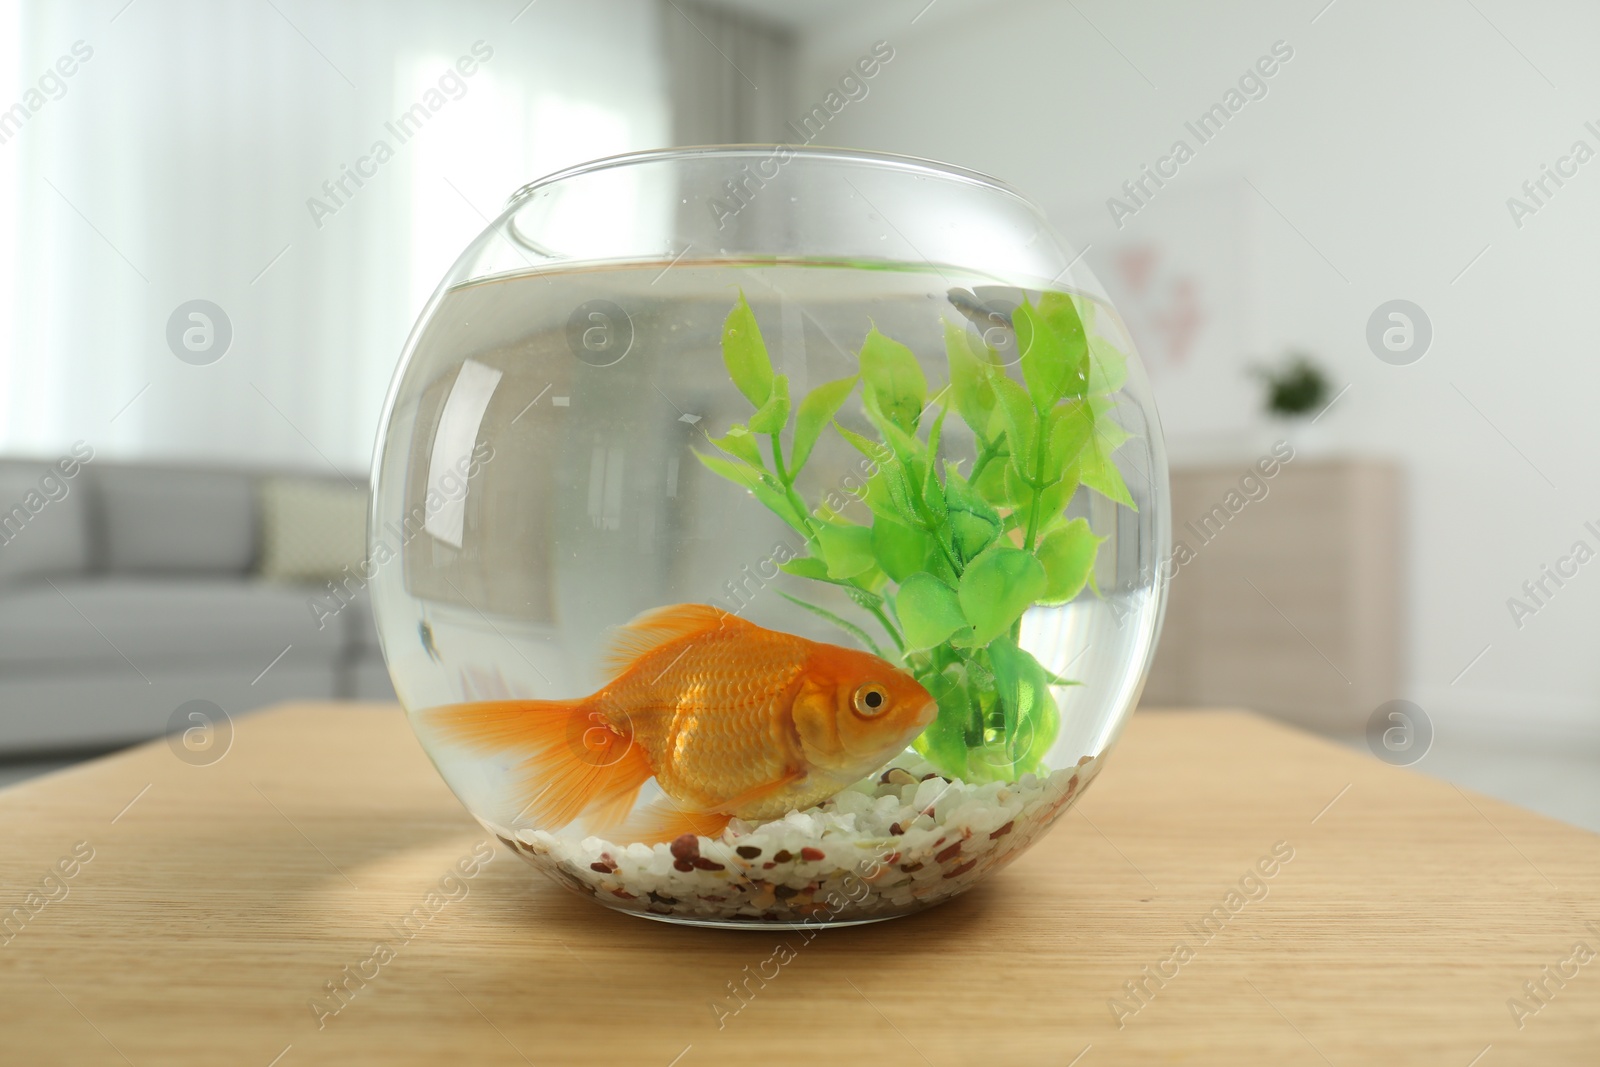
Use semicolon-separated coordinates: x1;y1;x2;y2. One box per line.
370;146;1170;929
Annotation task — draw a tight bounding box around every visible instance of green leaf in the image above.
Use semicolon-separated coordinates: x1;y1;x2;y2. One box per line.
778;592;886;660
1015;295;1088;411
832;420;891;466
722;290;775;407
1036;518;1101;605
837;421;922;528
958;545;1047;645
944;465;1002;561
949;511;1000;564
816;522;875;579
991;375;1037;480
843;582;887;611
920;408;949;526
972;456;1012;507
987;637;1057;774
1011;475;1079;542
693;450;807;534
778;556;832;582
984;403;1008;444
859;326;927;432
1073;436;1136;510
943;463;997;521
944;320;997;433
791;374;859;472
1043;399;1094;480
860;386;928;473
1039;292;1090;374
1072;292;1098;331
853;469;905;522
1018;682;1058;774
709;423;764;468
871;517;932;582
1088;335;1128;395
913;672;973;780
870;458;922;528
747;374;790;434
895;573;971;652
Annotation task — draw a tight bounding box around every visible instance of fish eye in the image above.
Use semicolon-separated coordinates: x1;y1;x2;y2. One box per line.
852;683;889;716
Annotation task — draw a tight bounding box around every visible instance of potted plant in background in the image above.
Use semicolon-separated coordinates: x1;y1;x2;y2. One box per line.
1250;351;1334;455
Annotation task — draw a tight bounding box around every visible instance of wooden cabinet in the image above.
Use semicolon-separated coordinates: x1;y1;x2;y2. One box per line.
1142;457;1404;735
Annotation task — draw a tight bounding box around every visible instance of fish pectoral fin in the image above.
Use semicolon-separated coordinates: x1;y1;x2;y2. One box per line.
713;768;807;812
621;770;807;846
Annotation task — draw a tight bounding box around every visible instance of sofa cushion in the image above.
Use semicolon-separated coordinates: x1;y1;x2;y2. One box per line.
0;578;347;672
259;476;367;583
0;459;92;584
97;465;257;574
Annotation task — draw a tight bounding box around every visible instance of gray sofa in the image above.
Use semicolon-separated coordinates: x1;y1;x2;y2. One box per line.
0;456;392;755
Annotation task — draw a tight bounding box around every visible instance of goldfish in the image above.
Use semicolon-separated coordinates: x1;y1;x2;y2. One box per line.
427;604;936;843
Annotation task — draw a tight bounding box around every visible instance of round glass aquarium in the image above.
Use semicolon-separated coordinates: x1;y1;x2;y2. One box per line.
370;146;1169;928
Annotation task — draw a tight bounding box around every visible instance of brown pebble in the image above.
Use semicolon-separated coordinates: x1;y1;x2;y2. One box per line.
774;884;798;899
673;858;695;872
670;833;700;860
881;768;918;786
773;850;793;863
736;845;762;859
692;856;725;871
589;861;616;874
610;888;636;899
989;821;1014;840
800;847;824;861
935;842;962;863
920;772;947;782
763;861;777;869
647;891;677;905
900;862;923;873
944;859;977;879
889;822;904;836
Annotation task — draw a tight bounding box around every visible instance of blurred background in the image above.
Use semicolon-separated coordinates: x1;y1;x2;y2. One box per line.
0;0;1595;831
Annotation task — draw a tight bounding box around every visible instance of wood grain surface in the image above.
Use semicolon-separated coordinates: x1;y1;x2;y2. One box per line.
1;702;1596;1065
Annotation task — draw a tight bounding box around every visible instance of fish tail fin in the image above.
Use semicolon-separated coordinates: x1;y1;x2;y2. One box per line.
426;699;651;831
621;802;734;846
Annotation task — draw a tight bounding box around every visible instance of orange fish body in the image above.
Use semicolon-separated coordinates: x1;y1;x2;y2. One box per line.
428;604;936;842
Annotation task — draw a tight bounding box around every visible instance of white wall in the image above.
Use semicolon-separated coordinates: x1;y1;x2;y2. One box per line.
795;0;1600;741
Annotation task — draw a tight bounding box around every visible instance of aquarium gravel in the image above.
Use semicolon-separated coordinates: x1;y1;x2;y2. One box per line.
495;752;1103;926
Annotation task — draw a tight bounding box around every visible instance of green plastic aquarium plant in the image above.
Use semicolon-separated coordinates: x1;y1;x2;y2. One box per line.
697;290;1136;783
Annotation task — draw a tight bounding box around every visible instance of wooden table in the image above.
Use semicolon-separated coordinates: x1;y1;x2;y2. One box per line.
1;703;1596;1065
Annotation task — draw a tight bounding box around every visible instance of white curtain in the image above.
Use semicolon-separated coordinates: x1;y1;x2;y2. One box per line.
0;0;669;471
660;0;793;145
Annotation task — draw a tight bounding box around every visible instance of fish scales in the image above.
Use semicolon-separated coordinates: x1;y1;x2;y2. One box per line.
597;623;811;809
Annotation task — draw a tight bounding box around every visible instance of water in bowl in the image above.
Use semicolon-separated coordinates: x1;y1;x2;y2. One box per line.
369;259;1164;927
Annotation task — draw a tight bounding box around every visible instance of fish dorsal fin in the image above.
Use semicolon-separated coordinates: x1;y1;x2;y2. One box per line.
602;603;751;681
